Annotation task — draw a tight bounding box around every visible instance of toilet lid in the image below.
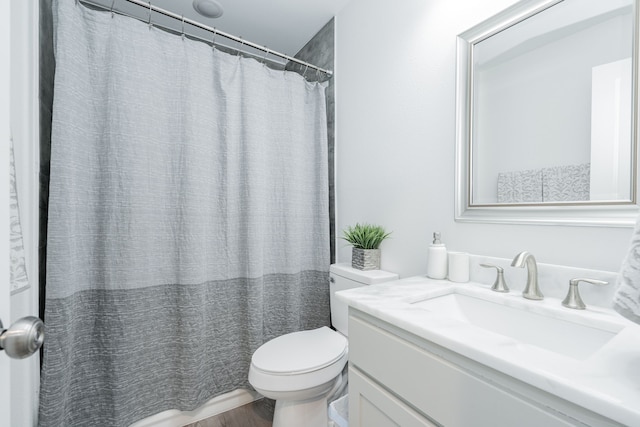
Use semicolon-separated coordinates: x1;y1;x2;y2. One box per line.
252;327;347;375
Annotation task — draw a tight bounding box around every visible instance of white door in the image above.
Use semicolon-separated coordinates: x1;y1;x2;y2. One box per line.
2;1;41;425
1;1;14;425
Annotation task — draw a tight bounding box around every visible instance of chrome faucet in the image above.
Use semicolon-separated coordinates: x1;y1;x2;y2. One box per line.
562;278;608;310
511;251;544;300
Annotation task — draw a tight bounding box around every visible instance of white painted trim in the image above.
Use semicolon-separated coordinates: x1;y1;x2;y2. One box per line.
10;0;39;295
8;1;40;426
129;389;262;427
1;1;13;426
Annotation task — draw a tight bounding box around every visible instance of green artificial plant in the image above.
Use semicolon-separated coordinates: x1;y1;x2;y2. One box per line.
341;223;391;250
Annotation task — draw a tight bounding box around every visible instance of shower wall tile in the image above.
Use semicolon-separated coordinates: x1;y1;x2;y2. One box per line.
39;0;55;320
39;0;55;109
288;19;335;263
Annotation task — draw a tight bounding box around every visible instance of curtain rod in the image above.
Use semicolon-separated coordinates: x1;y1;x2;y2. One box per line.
78;0;333;76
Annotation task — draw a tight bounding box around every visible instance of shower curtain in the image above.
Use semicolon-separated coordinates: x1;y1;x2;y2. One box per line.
39;1;330;426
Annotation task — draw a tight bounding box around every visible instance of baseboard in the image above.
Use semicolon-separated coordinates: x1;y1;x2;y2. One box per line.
130;388;262;427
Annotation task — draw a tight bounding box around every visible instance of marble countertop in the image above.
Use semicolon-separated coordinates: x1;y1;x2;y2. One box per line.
337;276;640;426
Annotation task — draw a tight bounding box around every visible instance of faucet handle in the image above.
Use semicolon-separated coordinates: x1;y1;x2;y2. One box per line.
480;264;509;293
562;278;608;310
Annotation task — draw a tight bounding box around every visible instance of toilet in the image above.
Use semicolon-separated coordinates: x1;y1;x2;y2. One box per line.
248;263;398;427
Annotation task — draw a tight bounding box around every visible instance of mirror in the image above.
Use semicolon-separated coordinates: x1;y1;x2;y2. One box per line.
455;0;639;226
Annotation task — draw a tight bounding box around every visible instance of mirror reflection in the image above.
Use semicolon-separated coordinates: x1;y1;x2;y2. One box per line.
470;0;634;206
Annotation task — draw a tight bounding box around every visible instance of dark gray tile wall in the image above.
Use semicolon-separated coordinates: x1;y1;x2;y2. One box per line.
287;19;336;263
39;0;54;320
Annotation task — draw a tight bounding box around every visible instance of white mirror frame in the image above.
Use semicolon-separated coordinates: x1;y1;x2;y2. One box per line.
455;0;640;227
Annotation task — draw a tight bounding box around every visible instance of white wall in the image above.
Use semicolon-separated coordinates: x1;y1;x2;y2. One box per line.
335;0;634;279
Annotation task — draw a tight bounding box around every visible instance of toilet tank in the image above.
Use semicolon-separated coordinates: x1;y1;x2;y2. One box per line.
329;263;398;336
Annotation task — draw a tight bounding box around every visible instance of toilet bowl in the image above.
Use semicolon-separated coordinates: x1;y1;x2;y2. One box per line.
249;327;348;427
248;263;398;427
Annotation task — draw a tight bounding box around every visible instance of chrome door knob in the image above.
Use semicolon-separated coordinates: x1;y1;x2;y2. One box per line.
0;316;45;359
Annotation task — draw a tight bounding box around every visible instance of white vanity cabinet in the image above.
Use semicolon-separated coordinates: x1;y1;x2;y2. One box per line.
348;310;624;427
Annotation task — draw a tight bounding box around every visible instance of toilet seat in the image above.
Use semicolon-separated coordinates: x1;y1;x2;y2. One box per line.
249;327;348;393
252;327;347;375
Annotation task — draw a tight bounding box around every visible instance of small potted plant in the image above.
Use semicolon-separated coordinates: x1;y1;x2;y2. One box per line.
341;223;391;270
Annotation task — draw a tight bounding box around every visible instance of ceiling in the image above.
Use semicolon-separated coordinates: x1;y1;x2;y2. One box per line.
87;0;351;64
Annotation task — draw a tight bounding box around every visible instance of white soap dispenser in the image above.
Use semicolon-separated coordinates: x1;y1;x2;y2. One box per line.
427;232;447;279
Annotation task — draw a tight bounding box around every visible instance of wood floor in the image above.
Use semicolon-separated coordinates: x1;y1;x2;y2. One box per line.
182;399;274;427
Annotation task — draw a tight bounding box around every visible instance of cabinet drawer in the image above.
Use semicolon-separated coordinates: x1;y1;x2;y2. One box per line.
349;314;576;427
349;366;437;427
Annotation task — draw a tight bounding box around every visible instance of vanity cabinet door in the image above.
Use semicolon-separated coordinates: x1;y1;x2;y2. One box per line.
349;366;437;427
349;313;581;427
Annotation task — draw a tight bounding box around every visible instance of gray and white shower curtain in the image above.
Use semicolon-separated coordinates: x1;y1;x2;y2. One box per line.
39;1;330;426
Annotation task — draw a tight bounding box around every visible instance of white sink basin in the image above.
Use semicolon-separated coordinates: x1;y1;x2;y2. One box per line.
412;293;622;360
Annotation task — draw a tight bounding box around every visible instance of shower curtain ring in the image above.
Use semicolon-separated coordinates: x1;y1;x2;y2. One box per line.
211;28;217;50
110;0;116;17
237;37;245;57
303;64;309;79
181;15;185;40
262;47;270;66
147;1;152;30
